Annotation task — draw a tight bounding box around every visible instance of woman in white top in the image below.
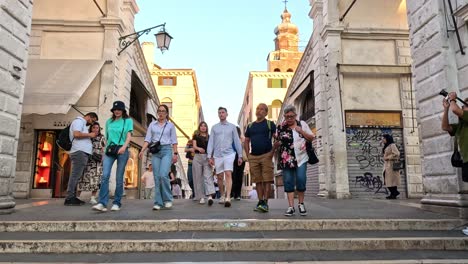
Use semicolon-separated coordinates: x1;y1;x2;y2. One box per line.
275;105;315;217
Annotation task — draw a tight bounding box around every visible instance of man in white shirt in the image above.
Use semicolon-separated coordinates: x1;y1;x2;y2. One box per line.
207;107;243;208
64;112;98;206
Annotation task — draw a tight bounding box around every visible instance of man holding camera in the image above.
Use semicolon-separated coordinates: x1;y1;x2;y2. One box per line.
442;92;468;236
441;91;468;183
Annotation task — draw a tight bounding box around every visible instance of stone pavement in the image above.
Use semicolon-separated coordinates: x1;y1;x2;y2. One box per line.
0;198;461;221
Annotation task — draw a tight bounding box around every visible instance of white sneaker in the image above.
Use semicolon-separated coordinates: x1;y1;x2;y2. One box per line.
164;201;173;208
462;227;468;236
153;205;161;210
110;204;120;211
89;196;98;205
218;196;225;204
199;198;206;204
92;203;107;212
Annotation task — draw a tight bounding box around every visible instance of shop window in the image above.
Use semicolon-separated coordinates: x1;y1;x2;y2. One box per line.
130;71;149;125
268;78;287;88
33;131;55;189
125;145;140;189
158;76;177;86
301;86;315;121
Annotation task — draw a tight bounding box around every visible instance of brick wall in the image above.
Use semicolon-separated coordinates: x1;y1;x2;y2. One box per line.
0;0;33;213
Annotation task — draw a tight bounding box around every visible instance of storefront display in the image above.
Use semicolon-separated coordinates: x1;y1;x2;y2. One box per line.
125;145;140;189
33;131;55;189
32;130;71;197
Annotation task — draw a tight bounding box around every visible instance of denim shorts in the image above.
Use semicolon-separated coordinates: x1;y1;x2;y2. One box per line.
282;162;307;193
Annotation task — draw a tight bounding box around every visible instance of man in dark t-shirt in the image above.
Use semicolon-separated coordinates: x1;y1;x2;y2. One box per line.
244;103;277;212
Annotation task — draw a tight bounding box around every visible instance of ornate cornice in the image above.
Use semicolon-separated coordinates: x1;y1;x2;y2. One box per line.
151;70;195;76
249;71;294;78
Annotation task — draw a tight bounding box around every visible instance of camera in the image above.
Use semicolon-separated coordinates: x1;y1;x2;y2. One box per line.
439;89;448;97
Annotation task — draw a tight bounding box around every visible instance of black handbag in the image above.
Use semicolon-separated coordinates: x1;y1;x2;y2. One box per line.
105;119;126;157
148;122;166;154
306;141;319;165
452;137;463;168
392;160;404;171
91;153;102;162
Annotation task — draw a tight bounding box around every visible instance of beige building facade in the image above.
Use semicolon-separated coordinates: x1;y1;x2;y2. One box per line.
13;0;162;199
406;0;468;217
0;0;34;213
281;0;423;199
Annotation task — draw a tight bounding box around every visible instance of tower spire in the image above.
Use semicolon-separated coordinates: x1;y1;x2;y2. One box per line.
283;0;288;10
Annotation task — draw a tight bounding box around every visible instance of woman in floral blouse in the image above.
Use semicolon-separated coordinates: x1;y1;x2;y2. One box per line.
275;105;315;217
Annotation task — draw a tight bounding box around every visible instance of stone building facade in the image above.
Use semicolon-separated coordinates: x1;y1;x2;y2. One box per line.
406;0;468;217
0;0;34;213
13;0;161;199
281;0;423;199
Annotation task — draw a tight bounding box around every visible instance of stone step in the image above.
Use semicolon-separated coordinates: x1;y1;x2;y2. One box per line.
0;232;467;253
0;219;464;232
0;230;464;240
2;251;468;263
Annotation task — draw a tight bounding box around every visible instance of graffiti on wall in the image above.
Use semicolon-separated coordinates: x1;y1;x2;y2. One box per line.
355;172;387;194
346;128;392;169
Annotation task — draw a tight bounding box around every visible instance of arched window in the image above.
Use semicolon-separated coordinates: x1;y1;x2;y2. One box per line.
269;100;282;121
274;68;281;72
287;68;294;72
161;97;173;117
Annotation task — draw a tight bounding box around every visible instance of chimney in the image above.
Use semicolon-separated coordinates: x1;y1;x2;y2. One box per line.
142;42;155;68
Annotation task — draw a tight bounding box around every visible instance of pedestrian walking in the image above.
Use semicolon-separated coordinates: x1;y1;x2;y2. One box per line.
139;104;178;210
244;103;276;212
192;121;216;206
231;126;246;200
141;164;155;199
64;112;98;206
381;134;401;199
77;121;105;205
276;105;315;217
207;107;243;207
92;101;133;212
184;139;195;198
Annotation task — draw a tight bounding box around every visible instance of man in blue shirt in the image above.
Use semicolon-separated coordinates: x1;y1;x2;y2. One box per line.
207;107;243;208
64;112;98;206
244;103;276;212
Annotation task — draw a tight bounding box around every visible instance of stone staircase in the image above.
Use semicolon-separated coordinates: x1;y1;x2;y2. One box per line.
0;218;468;262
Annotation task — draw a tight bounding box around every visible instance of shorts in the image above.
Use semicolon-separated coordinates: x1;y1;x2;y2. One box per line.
249;152;274;183
214;152;236;173
283;162;307;193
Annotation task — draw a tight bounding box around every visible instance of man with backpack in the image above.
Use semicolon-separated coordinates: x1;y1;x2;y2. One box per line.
64;112;98;206
244;103;276;213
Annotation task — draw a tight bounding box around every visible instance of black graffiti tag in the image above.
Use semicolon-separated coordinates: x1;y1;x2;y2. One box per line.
355;172;387;194
347;129;384;169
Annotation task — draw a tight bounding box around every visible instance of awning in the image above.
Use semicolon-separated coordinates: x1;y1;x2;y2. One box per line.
146;98;158;118
23;59;105;115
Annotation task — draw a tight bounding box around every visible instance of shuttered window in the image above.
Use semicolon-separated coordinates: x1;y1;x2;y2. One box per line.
158;76;177;86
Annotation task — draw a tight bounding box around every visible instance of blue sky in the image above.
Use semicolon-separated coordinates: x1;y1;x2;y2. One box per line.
135;0;313;128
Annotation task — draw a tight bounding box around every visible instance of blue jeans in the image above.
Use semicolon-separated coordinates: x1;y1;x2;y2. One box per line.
98;150;129;207
283;162;307;193
152;145;173;206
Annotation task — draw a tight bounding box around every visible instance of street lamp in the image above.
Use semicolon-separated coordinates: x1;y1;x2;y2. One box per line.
118;23;173;55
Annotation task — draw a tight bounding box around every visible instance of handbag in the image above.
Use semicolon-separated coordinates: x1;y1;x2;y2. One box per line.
451;137;463;168
392;160;404;171
105;119;126;157
306;141;319;165
148;122;167;154
90;153;102;162
298;120;319;165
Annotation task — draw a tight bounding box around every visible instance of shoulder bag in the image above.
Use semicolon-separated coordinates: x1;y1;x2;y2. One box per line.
298;121;319;165
451;137;463;168
105;119;126;157
149;122;167;154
